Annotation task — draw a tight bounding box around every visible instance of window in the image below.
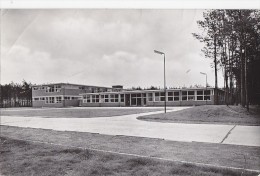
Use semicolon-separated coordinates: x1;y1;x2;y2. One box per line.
155;92;160;101
168;92;173;101
120;94;124;102
86;95;91;103
34;98;39;101
55;85;61;92
40;97;45;101
188;91;195;101
197;90;203;100
92;95;99;103
46;86;55;92
46;97;55;104
204;90;211;100
148;93;153;101
56;97;62;103
65;96;71;100
33;87;39;90
160;92;165;101
110;94;115;102
105;95;109;102
182;91;187;101
46;85;61;92
174;92;179;101
115;94;119;102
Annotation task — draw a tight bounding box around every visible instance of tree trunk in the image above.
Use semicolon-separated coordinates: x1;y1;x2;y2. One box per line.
214;35;219;105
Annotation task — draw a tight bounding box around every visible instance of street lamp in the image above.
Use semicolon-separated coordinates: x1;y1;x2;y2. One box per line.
154;50;166;113
200;72;208;105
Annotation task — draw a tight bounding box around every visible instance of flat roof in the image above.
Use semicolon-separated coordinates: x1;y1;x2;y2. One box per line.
80;87;220;95
31;83;112;89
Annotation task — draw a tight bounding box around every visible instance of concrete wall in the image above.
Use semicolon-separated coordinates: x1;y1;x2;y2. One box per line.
32;100;79;108
80;102;125;107
32;101;63;108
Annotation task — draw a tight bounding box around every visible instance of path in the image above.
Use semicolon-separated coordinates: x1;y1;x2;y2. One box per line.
1;108;260;146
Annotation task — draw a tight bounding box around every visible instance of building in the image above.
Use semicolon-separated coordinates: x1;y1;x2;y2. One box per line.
80;87;225;107
32;83;112;107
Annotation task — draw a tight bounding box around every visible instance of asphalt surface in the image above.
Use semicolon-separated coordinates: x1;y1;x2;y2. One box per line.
1;107;260;146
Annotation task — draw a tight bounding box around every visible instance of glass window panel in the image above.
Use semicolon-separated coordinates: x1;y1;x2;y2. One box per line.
174;97;179;101
197;96;203;100
204;90;210;95
188;91;194;95
197;91;203;95
168;97;173;101
174;92;179;96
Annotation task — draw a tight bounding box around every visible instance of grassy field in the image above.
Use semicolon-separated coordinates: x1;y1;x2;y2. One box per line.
1;136;258;176
1;126;260;173
1;107;163;118
138;105;260;125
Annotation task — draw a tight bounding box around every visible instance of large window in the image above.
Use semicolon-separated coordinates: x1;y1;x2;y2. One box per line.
147;93;153;102
120;94;124;103
105;95;109;102
109;94;119;102
174;92;180;101
92;95;99;103
155;92;160;101
204;90;211;100
56;97;62;103
197;90;203;100
46;85;61;93
168;92;173;101
182;91;187;101
46;97;55;104
196;90;211;101
188;91;195;101
160;92;165;101
168;92;180;101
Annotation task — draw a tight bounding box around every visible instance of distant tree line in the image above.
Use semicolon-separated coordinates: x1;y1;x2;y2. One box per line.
0;80;32;108
193;10;260;108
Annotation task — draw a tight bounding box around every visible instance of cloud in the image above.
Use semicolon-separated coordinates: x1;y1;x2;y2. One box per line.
1;9;224;88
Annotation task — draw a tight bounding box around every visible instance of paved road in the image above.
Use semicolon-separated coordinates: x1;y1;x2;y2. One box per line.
1;107;260;147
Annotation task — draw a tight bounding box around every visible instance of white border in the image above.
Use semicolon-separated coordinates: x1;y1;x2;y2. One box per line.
1;0;260;9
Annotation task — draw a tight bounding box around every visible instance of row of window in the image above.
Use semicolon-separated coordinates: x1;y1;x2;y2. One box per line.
83;94;124;103
82;90;212;103
33;85;110;93
33;96;80;103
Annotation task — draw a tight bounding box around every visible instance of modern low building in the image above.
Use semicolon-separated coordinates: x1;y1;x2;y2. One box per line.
80;87;225;107
32;83;112;107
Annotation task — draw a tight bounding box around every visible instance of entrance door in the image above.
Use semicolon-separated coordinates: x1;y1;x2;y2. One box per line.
125;94;130;106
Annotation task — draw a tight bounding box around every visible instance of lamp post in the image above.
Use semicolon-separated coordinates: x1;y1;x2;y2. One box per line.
200;72;208;105
154;50;166;113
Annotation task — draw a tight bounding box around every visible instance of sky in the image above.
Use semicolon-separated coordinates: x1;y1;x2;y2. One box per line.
1;9;224;89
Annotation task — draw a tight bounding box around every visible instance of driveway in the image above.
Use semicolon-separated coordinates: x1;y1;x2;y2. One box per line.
1;107;260;147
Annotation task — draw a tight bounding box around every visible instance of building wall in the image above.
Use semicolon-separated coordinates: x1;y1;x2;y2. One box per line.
80;89;219;107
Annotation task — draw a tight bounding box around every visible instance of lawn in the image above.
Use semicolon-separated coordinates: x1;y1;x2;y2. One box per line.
1;107;163;118
1;136;258;176
138;105;260;125
1;126;260;173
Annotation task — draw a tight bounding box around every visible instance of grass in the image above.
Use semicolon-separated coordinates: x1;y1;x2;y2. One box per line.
1;125;260;172
0;107;163;118
138;105;260;125
1;136;258;176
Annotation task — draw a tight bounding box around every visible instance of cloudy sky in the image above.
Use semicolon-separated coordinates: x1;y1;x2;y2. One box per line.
1;9;224;88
